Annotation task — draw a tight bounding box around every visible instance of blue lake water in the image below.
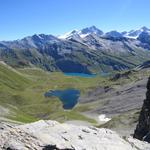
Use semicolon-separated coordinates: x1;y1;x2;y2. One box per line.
44;89;80;109
64;72;110;78
64;73;96;78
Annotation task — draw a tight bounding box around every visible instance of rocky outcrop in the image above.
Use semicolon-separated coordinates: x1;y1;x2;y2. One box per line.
134;77;150;141
110;70;132;81
137;61;150;70
0;120;149;150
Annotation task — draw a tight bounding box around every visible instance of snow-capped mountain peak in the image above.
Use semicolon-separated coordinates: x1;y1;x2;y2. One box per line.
58;30;79;39
79;26;103;37
122;26;150;39
58;26;103;39
58;26;150;40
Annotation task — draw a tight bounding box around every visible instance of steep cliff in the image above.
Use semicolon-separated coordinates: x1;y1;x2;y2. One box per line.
134;77;150;141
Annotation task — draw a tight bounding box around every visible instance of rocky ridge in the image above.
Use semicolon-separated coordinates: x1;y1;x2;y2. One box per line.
0;120;150;150
0;26;150;73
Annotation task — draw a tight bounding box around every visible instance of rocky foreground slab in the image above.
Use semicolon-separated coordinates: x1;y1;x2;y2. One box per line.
0;120;150;150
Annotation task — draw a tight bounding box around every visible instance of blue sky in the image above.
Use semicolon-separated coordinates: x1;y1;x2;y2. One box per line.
0;0;150;40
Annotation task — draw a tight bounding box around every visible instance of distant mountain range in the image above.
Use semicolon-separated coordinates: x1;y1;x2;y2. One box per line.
58;26;150;40
0;26;150;73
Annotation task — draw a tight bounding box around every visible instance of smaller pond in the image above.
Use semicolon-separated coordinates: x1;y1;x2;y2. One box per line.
64;73;96;78
44;89;80;109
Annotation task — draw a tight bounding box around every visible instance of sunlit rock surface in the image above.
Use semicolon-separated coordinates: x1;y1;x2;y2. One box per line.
0;120;149;150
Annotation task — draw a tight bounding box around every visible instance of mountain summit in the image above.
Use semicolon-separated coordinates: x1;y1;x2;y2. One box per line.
122;26;150;39
58;26;103;39
59;26;150;40
0;26;150;73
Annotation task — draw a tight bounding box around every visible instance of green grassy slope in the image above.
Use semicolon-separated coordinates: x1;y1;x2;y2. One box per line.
0;62;106;123
0;61;149;132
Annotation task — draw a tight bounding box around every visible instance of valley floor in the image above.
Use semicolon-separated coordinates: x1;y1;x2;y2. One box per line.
0;61;150;137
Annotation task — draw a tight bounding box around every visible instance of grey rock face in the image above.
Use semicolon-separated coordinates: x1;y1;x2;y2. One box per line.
80;26;104;36
134;77;150;141
105;31;123;39
0;120;148;150
137;61;150;70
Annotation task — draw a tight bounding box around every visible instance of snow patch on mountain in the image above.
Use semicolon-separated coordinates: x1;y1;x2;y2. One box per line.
59;26;150;40
58;30;79;39
58;26;103;39
123;26;150;39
